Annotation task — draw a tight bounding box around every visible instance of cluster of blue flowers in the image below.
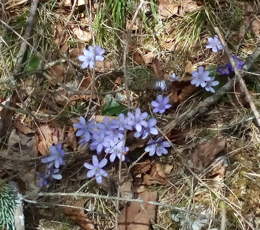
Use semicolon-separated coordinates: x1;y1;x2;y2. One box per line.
78;45;105;69
38;144;66;187
166;36;244;94
39;35;244;186
73;103;171;184
39;97;172;185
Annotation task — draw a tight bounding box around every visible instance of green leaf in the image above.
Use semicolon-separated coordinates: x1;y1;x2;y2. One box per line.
102;97;127;116
25;55;41;72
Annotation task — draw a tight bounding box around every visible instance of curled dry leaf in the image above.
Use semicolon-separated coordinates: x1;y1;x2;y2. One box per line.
4;0;28;10
72;27;92;42
5;129;39;195
143;163;173;186
118;188;157;230
63;200;95;230
54;24;69;52
191;137;226;171
14;119;34;135
47;64;66;85
170;83;197;105
37;125;64;155
158;0;201;18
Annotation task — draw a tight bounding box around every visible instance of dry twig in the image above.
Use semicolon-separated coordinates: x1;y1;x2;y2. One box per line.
163;46;260;134
214;27;260;127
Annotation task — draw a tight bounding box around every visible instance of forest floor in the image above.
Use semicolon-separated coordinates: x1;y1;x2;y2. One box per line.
0;0;260;230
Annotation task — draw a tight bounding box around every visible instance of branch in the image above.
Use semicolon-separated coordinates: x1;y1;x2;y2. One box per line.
163;46;260;134
214;27;260;127
14;0;40;75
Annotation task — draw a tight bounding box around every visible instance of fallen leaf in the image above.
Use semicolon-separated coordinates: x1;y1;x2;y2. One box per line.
132;160;152;177
3;129;39;195
158;0;201;18
37;125;64;155
170;82;197;104
54;23;69;52
14;119;34;135
158;0;179;18
118;188;157;230
143;163;172;186
132;51;145;65
251;17;260;39
151;58;165;79
142;52;155;65
47;64;66;85
72;27;92;42
63;200;95;230
191;137;226;171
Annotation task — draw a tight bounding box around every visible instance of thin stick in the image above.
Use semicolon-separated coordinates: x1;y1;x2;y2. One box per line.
116;2;145;229
14;0;40;75
163;46;260;134
214;27;260;127
37;192;191;213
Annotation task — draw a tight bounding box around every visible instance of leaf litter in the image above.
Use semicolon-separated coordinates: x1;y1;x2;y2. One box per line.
1;0;260;229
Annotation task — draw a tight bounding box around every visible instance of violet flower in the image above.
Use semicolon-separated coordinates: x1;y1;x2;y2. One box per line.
84;155;108;184
217;56;245;75
41;144;65;169
206;36;223;53
151;95;171;114
105;140;128;162
191;66;212;87
127;108;148;132
204;77;219;93
145;137;171;157
134;118;158;139
168;73;180;82
78;45;105;69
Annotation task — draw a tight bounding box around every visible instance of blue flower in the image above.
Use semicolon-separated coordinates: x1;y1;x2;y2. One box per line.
168;73;180;82
111;113;133;131
134;118;158;139
105;140;129;162
217;64;232;75
191;66;212;87
127;108;148;132
84;155;108;184
90;131;110;153
102;117;124;140
78;45;105;69
151;95;171;114
41;144;65;169
37;165;63;187
204;77;219;93
73;117;93;143
145;137;171;156
206;36;223;53
154;80;168;91
217;56;245;75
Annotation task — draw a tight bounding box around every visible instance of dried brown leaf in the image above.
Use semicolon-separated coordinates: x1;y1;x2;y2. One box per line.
158;0;201;18
143;163;170;186
118;189;157;230
158;0;178;18
151;58;164;79
14;119;34;135
191;137;226;171
37;125;64;155
47;64;65;85
170;82;197;104
63;200;95;230
72;27;92;42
